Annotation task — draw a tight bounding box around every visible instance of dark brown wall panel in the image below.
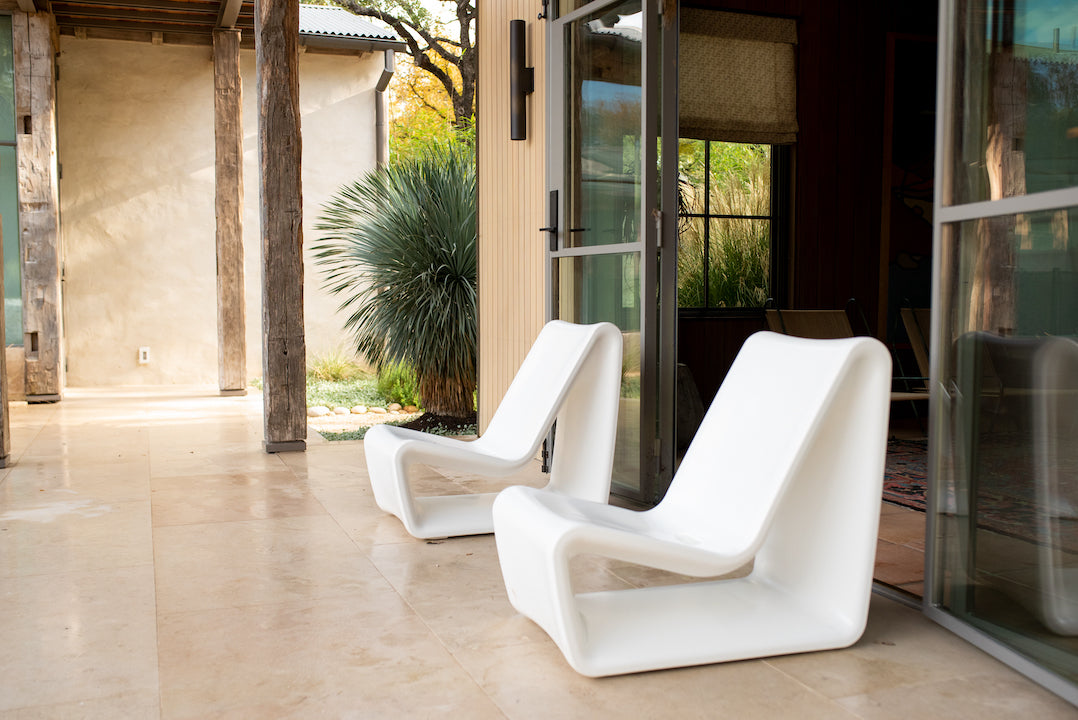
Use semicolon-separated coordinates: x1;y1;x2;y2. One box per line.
693;1;936;335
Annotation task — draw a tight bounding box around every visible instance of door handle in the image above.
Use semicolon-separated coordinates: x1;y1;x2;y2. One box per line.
541;190;558;251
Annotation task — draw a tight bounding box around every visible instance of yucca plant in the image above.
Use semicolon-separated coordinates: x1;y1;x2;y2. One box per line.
312;143;477;418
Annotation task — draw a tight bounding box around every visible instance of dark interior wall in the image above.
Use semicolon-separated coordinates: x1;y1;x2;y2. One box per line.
678;1;938;406
794;1;887;323
688;0;937;330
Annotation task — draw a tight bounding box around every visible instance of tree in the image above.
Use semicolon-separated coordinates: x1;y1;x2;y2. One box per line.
335;0;476;127
389;45;474;162
313;142;477;418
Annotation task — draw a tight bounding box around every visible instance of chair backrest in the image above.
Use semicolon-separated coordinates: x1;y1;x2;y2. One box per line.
477;321;623;467
765;309;854;339
654;331;891;557
1033;336;1078;633
900;307;932;381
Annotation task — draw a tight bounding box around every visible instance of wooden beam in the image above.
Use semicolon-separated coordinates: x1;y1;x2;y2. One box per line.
213;28;246;396
14;13;62;403
255;0;305;452
217;0;243;28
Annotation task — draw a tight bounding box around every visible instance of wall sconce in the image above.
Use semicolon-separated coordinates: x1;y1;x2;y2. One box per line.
510;19;534;141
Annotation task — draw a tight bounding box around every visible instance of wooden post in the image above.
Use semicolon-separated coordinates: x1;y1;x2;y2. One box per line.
14;13;62;404
213;28;247;396
0;214;10;468
255;0;306;452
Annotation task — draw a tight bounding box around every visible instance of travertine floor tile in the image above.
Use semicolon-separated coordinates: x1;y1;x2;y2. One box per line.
0;387;1073;718
153;515;389;614
0;455;151;505
877;503;926;550
0;565;159;712
766;595;1014;699
837;672;1077;719
157;595;502;720
0;692;161;720
150;469;327;526
367;535;555;653
873;540;925;587
0;499;153;577
306;483;418;549
455;640;858;720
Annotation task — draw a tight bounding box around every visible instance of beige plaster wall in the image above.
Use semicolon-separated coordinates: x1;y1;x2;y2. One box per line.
57;38;379;386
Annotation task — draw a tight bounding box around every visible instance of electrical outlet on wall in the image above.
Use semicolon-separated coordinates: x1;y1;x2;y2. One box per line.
138;346;151;365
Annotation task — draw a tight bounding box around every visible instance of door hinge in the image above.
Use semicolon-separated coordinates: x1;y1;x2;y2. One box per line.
652;208;663;248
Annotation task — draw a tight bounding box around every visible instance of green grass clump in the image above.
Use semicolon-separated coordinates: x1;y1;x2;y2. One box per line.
306;376;385;409
308;349;366;382
376;361;422;408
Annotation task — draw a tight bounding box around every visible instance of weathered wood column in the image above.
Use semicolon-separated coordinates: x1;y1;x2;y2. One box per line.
14;12;62;404
0;217;10;468
255;0;306;452
213;28;247;396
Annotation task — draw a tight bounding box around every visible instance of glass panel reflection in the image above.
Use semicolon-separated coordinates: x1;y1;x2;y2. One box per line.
934;207;1078;683
0;16;19;345
949;0;1078;204
565;0;643;247
554;253;641;495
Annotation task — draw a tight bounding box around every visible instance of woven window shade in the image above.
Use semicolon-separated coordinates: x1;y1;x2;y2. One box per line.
679;9;798;144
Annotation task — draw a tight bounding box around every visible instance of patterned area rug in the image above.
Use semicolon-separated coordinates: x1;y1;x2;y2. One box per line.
884;438;928;511
883;434;1078;553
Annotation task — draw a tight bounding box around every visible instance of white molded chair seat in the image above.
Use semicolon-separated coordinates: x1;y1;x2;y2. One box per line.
492;331;892;676
365;320;623;539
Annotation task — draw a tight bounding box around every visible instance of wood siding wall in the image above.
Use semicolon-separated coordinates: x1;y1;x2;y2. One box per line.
476;1;547;433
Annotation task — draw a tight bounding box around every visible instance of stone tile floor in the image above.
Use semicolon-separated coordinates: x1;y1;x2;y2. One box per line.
0;387;1073;718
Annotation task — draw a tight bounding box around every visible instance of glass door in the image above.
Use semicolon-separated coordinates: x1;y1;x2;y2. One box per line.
927;0;1078;703
547;0;676;502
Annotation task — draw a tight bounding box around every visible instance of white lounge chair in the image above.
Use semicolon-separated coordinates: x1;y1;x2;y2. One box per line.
492;331;892;676
1034;335;1078;635
364;320;623;539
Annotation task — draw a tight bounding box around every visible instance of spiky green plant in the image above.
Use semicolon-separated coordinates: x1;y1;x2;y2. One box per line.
312;143;477;418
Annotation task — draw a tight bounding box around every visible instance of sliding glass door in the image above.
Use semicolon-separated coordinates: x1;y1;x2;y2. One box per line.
928;0;1078;703
547;0;677;502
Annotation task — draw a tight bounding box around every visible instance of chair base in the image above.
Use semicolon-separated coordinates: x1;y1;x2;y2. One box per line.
557;578;865;677
403;492;502;539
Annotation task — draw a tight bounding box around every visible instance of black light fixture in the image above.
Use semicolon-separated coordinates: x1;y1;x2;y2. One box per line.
510;19;534;141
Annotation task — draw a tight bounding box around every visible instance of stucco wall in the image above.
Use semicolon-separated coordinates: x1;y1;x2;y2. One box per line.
58;38;379;386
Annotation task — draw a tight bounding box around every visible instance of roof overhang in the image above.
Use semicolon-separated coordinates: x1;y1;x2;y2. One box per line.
19;1;405;55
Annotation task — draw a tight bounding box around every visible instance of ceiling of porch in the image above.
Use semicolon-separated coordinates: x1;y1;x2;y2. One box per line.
20;1;402;52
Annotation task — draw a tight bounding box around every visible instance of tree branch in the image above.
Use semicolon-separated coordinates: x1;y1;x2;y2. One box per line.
333;0;476;125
